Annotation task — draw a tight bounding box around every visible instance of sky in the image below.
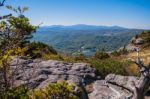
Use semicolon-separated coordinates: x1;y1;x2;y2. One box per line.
1;0;150;29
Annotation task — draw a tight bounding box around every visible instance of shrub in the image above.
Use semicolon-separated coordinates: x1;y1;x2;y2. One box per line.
30;42;57;54
1;87;29;99
1;81;82;99
74;53;87;62
126;63;140;76
93;51;110;60
111;51;121;56
90;59;131;78
18;42;59;59
28;81;82;99
42;54;63;60
116;46;128;55
140;31;150;47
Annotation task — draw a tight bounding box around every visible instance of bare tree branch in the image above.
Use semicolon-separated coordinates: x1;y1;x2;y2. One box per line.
0;14;12;20
0;0;6;6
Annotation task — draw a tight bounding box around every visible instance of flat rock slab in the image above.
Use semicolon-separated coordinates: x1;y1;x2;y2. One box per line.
11;58;98;89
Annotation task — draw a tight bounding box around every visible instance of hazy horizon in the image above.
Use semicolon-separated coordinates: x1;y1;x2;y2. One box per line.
40;24;148;30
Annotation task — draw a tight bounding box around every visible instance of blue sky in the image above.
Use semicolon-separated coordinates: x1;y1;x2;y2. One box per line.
1;0;150;29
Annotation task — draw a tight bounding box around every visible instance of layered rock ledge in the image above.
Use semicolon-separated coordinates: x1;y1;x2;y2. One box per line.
88;74;150;99
10;58;98;89
10;58;150;99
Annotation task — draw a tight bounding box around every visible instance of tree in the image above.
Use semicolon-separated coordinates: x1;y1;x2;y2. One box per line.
0;0;37;95
0;6;37;48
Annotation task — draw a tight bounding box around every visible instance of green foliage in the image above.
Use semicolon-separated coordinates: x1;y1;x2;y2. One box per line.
93;51;110;60
29;81;82;99
6;6;28;16
0;7;37;49
23;42;60;59
4;41;59;59
0;5;37;95
30;42;57;54
42;54;63;60
118;45;128;55
7;16;37;46
111;51;121;56
90;59;131;78
0;47;28;68
1;81;82;99
32;27;142;55
1;87;29;99
74;53;87;62
140;31;150;46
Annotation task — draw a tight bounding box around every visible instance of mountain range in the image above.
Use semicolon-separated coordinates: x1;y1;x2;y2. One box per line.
32;24;144;56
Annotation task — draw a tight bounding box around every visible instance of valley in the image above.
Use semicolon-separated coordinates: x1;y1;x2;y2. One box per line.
32;25;143;56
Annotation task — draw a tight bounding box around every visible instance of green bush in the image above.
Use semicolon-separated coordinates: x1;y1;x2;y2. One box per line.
1;87;29;99
74;53;87;62
1;81;82;99
140;31;150;47
20;42;58;59
93;51;110;60
111;51;121;56
30;42;57;54
90;59;131;78
29;81;82;99
42;54;63;60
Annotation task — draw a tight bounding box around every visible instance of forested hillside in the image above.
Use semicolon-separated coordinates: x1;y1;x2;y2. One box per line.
32;25;143;56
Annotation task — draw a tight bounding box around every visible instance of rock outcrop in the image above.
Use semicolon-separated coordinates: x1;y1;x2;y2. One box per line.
10;58;150;99
88;74;150;99
10;58;98;89
125;37;144;51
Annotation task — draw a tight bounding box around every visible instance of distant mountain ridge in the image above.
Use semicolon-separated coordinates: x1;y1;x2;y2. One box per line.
39;24;129;31
32;25;144;56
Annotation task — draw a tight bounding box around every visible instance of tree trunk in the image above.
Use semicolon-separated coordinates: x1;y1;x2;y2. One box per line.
132;60;150;99
3;61;9;92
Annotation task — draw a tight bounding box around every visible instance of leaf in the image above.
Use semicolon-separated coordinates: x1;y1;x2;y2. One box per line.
6;5;13;10
22;7;28;13
13;8;18;13
18;6;22;14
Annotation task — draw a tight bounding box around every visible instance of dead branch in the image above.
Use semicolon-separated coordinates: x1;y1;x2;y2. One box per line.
0;0;6;6
0;14;12;20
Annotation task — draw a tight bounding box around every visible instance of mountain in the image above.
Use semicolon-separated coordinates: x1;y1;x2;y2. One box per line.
39;24;127;31
32;25;144;56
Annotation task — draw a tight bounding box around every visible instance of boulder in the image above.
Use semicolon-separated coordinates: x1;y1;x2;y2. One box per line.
125;44;139;51
88;74;150;99
135;38;144;45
